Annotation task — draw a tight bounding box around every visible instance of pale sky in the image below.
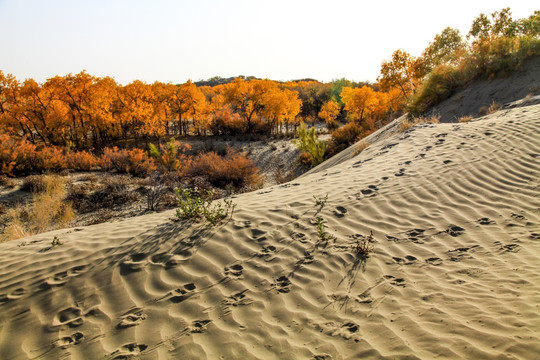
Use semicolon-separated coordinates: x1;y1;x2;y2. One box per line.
0;0;537;84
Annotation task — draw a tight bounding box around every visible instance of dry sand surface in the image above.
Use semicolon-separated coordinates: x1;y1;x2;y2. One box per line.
0;103;539;359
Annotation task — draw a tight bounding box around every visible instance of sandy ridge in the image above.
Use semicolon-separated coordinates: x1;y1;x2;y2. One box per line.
0;104;539;359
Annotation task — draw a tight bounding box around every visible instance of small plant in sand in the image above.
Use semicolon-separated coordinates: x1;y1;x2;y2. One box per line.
175;188;236;225
352;231;375;257
400;115;440;132
316;216;327;241
51;236;63;247
313;193;328;208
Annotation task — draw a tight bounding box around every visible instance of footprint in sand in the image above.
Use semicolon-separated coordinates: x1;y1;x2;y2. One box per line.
333;206;348;217
493;241;521;253
392;255;418;265
169;283;197;303
109;343;148;359
224;263;244;279
54;332;84;348
444;224;465;237
53;307;84;328
273;276;291;293
312;354;333;360
384;275;406;287
292;231;309;243
530;233;540;240
0;288;26;304
394;168;406;177
425;257;443;266
119;253;148;275
222;289;253;308
447;245;479;262
477;217;496;225
257;245;277;258
117;307;146;329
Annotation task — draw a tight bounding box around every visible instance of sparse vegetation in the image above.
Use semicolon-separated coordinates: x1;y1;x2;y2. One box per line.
400;115;440;132
294;122;326;168
175;188;236;225
2;175;74;242
458;115;473;123
352;231;375;257
313;193;328;208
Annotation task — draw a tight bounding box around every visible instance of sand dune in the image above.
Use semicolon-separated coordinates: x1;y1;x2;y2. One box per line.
1;103;539;359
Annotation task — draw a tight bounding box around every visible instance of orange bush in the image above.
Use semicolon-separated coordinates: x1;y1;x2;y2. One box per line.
66;150;100;171
187;148;262;190
100;147;156;177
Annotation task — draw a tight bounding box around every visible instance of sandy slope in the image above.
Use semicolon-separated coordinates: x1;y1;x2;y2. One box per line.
0;104;539;359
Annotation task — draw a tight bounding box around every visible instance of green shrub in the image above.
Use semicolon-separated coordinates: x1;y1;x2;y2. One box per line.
294;122;326;167
175;188;235;225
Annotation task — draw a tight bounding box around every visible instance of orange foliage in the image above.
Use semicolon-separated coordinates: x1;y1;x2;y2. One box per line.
318;100;341;129
100;147;156;177
187;148;262;190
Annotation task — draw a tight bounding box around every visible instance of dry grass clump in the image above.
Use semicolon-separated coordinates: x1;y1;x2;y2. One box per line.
352;141;371;156
2;174;74;242
478;101;501;116
458;115;473;123
352;231;375;257
0;175;16;188
400;115;440;132
69;175;139;213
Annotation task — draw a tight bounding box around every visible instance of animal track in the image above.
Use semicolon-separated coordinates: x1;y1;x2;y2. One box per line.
0;288;26;304
117;308;146;329
53;307;84;328
425;257;443;266
257;245;277;257
273;276;291;293
444;224;465;237
447;245;479;262
333;206;348;217
224;264;244;279
222;289;253;308
384;275;406;287
54;332;84;348
392;255;418;265
358;185;379;198
187;319;212;334
119;253;148;275
494;241;521;253
169;283;197;303
109;343;148;359
477;217;495;225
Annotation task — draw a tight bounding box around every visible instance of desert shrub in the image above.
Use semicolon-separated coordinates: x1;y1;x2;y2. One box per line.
407;64;460;115
458;115;473;123
326;122;363;157
175;188;236;225
0;133;38;176
0;175;17;187
75;175;139;213
149;138;191;173
66;150;100;171
100;147;156;177
34;146;67;172
1;175;74;242
294;122;326;167
187;148;262;190
22;175;48;192
400;115;440;132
